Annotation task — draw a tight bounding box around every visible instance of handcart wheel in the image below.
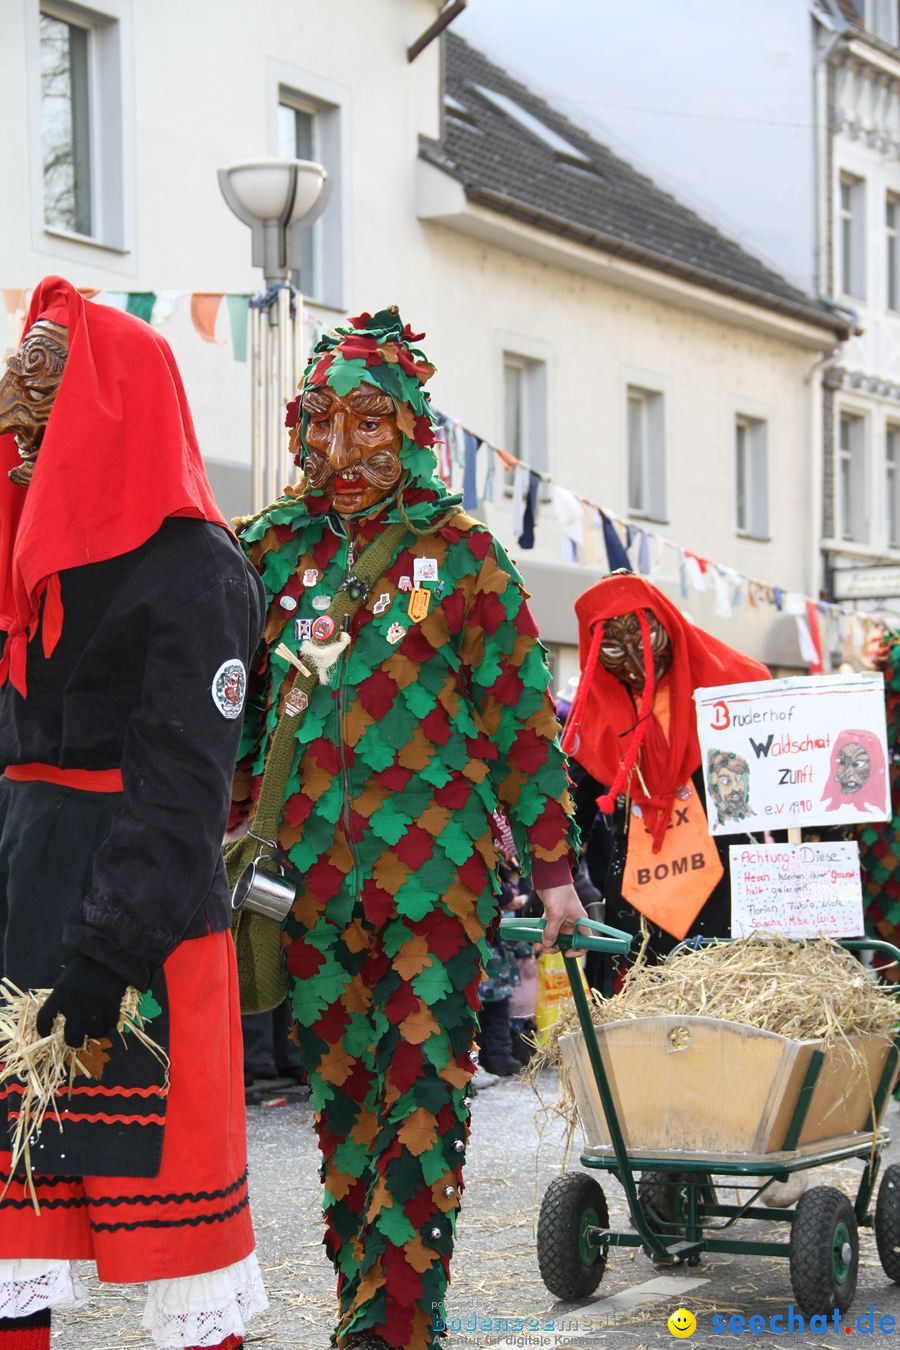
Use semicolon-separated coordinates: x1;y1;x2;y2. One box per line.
637;1171;693;1258
537;1173;609;1300
789;1186;858;1315
875;1164;900;1282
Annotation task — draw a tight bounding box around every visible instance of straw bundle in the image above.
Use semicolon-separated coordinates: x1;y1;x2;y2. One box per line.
0;980;169;1212
537;933;899;1070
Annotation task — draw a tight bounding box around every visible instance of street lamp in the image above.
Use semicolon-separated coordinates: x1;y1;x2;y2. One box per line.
219;158;329;509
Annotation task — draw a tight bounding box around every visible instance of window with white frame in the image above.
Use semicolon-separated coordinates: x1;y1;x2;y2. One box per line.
39;3;125;247
735;416;769;539
865;0;900;43
502;353;549;496
840;173;866;302
888;195;900;311
627;385;666;520
887;425;900;547
277;90;341;305
838;412;869;543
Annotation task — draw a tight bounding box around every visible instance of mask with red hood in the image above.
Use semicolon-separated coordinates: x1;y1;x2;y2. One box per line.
0;276;228;694
562;573;770;852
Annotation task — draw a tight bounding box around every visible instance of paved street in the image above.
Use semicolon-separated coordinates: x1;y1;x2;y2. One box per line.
54;1072;900;1349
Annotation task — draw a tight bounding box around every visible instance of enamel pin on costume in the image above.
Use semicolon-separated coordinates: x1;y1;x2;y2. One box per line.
407;588;431;623
373;593;391;615
386;622;406;645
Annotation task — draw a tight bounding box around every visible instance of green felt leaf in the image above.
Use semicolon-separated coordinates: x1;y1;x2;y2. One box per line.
333;1136;371;1176
343;1011;374;1059
520;646;553;692
358;741;398;775
381;920;413;958
369;799;415;845
421;1140;453;1186
471;647;503;689
421;1028;452;1072
412;962;453;1004
395;888;437;922
402;682;439;718
325;358;369;397
376;1202;417;1247
308;1075;336;1111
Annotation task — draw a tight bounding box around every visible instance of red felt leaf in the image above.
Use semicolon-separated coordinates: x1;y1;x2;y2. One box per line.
393;825;434;870
285;939;324;979
388;1040;424;1094
384;981;420;1025
382;1243;424;1308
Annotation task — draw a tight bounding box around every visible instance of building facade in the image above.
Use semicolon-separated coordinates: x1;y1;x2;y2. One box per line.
0;0;848;679
456;0;900;625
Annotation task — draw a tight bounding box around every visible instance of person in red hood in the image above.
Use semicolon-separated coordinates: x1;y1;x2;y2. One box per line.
0;278;267;1350
562;572;771;980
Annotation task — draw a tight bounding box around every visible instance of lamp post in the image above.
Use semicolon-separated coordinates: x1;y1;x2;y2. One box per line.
218;158;329;509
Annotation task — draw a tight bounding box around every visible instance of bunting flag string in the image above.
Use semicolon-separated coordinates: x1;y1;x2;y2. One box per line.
1;286;323;365
430;409;888;665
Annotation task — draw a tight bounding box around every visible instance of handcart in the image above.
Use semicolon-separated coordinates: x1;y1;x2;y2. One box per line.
498;916;900;1317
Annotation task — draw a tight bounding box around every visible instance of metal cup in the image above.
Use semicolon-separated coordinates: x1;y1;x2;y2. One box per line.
231;855;296;921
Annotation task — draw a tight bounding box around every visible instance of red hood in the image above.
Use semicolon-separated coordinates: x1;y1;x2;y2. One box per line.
564;573;770;847
0;276;228;693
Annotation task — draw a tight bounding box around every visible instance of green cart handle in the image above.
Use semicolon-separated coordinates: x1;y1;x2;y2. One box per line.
498;915;633;955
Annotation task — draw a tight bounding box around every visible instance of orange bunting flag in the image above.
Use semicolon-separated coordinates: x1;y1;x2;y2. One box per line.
190;292;225;344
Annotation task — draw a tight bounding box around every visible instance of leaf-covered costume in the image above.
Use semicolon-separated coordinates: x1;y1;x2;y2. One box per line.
233;311;576;1350
858;630;900;976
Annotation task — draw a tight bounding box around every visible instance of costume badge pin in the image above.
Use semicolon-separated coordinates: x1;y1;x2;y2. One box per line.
311;615;336;642
398;576;413;593
386;622;406;645
303;568;319;586
279;594;298;612
296;617;312;641
312;594;332;612
407;588;431;623
211;658;246;720
413;557;439;584
372;593;391;615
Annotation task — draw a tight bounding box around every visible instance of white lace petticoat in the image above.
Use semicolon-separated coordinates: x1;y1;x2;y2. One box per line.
0;1251;268;1348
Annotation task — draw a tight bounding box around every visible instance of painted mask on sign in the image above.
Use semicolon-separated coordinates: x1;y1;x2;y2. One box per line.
301;385;403;516
0;320;69;486
598;608;672;692
834;740;871;794
707;749;752;825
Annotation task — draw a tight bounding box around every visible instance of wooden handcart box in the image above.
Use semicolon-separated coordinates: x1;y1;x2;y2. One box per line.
559;1015;898;1164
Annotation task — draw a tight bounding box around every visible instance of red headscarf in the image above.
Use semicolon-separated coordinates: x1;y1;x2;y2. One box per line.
0;277;228;694
563;574;770;850
821;728;888;814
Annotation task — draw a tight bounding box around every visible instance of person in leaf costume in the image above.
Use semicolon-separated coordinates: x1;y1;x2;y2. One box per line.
857;629;900;978
232;308;583;1350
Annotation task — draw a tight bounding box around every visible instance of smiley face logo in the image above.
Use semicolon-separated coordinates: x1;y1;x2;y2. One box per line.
668;1308;697;1338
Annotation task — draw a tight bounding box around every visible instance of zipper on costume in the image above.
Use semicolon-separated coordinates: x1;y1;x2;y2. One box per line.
337;524;361;902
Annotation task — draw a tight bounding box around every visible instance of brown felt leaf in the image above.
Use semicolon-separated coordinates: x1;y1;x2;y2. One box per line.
376;343;400;364
398;1005;440;1046
432;1174;460;1213
343;702;375;750
350;1111;379;1149
301;757;333;802
342;918;371;955
365;1174;393;1218
397;1106;438;1156
392;934;431;980
397;727;435;772
353;785;389;819
461;757;490;785
384;651;422;689
438;1058;476;1090
404;1233;439;1274
317;1042;353;1087
373;853;411;896
475;555;509;595
395;401;416;440
77;1037;112;1081
416;804;453;838
324;1169;356;1202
